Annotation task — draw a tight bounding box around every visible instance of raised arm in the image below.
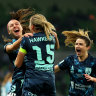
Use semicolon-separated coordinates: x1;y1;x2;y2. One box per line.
55;34;60;50
52;32;60;50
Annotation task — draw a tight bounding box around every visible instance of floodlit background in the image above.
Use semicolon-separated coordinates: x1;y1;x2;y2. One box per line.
0;0;96;95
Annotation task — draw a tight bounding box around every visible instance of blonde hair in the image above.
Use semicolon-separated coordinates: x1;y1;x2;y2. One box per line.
62;29;92;47
29;14;56;40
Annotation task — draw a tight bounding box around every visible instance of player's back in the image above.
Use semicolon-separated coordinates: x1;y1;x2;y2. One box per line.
21;32;55;79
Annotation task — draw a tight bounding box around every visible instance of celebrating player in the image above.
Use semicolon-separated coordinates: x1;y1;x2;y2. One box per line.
15;14;59;96
54;29;96;96
4;8;33;96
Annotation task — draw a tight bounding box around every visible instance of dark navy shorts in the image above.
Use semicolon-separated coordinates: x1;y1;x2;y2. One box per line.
22;78;56;96
8;79;24;96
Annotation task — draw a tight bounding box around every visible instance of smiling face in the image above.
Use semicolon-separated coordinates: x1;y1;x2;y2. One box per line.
75;38;90;57
7;19;23;39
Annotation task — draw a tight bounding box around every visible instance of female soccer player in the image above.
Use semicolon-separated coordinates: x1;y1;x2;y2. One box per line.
54;29;96;96
15;14;59;96
4;8;33;96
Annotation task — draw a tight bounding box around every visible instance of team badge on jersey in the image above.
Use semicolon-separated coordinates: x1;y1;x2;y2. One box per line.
85;67;92;75
70;65;74;74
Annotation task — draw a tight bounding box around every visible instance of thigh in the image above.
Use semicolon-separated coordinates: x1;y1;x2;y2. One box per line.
22;78;56;96
22;78;43;95
44;80;56;96
8;79;24;96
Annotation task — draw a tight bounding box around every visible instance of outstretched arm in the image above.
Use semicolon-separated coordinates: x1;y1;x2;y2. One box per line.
84;74;96;82
54;65;60;73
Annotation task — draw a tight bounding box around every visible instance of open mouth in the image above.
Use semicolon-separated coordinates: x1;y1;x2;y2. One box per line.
76;49;81;55
76;49;81;52
14;29;19;33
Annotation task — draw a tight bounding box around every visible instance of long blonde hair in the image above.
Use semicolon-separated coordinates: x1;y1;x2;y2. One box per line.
29;14;56;40
62;29;92;47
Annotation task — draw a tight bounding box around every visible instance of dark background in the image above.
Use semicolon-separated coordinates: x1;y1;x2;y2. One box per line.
0;0;96;95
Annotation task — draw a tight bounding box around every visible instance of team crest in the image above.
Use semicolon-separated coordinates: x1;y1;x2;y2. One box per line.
85;67;92;75
70;65;74;74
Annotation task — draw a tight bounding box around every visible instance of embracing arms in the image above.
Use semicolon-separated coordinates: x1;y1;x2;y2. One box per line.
5;33;33;53
52;32;60;50
15;51;25;68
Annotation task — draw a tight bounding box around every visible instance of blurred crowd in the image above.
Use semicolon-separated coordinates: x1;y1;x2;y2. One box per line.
1;72;12;96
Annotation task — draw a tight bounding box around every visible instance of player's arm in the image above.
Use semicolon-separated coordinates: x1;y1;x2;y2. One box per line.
15;52;25;68
54;58;69;73
55;34;60;50
84;74;96;82
5;37;22;53
15;47;27;68
52;32;60;50
54;65;60;73
6;33;33;53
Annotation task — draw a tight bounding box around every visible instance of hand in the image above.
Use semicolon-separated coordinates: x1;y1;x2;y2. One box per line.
84;74;94;82
24;33;33;37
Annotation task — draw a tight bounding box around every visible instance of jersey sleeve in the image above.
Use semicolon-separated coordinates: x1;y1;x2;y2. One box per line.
4;43;12;53
19;37;27;54
58;56;70;70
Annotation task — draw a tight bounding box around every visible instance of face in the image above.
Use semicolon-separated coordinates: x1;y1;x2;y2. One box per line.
75;38;89;57
7;19;23;39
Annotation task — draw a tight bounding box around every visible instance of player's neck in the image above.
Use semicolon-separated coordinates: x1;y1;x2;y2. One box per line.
78;53;88;62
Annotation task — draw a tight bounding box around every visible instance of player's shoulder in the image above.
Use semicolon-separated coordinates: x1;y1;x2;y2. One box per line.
22;36;31;42
88;54;96;62
90;55;96;61
88;54;95;59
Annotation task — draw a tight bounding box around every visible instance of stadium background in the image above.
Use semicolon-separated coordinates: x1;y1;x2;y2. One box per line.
0;0;96;95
